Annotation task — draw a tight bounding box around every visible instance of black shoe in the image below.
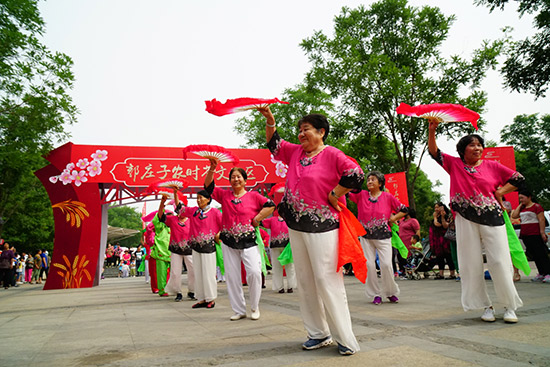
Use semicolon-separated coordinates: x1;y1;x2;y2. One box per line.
287;288;293;293
175;293;183;302
278;289;285;294
187;292;195;300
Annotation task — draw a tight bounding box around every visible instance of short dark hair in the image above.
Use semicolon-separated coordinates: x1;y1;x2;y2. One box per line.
456;134;485;160
518;189;533;198
197;190;213;205
366;171;385;190
407;207;416;219
298;114;330;141
411;234;420;242
229;167;247;181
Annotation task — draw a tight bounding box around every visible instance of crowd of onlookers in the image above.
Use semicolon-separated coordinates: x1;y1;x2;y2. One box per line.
104;243;146;278
0;239;51;289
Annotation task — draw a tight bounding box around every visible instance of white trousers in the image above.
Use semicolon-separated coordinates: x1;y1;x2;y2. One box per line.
455;213;523;311
165;253;195;295
362;237;400;299
289;228;360;352
222;243;262;315
144;259;150;283
192;250;217;302
270;247;297;291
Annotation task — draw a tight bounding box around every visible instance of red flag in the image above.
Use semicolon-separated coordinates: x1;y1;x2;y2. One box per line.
337;203;367;283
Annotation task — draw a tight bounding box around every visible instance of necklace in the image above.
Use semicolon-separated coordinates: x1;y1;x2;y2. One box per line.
305;145;326;158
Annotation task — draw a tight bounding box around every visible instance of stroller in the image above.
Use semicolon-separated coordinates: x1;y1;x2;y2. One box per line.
404;238;437;280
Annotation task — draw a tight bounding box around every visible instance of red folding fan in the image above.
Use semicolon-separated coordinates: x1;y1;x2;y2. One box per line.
268;182;285;198
143;187;188;206
396;103;479;130
151;178;190;191
182;144;240;165
205;97;289;117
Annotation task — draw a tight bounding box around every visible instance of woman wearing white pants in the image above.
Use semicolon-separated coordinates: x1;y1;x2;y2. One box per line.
349;171;407;305
260;107;364;356
204;161;275;321
177;190;222;309
428;118;525;323
262;215;296;293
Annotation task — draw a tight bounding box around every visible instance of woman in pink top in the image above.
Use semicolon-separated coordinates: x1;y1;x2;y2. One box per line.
204;160;275;321
159;193;193;302
259;106;364;356
262;215;296;293
429;118;525;323
349;171;407;305
177;189;222;308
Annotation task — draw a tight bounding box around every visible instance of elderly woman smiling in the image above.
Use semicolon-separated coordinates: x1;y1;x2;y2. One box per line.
258;106;364;356
428;117;525;323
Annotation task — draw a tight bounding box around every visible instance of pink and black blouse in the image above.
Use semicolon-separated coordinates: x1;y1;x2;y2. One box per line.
261;216;290;248
268;131;364;233
160;214;191;256
178;206;222;254
348;191;407;239
431;149;525;226
205;182;275;249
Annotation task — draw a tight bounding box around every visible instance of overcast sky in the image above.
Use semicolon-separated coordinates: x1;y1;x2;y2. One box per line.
37;0;549;207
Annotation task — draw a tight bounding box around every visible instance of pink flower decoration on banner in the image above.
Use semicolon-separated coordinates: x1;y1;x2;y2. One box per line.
66;163;75;171
71;170;88;187
275;162;288;178
91;149;108;161
87;160;102;177
76;158;89;169
49;176;58;184
60;171;73;185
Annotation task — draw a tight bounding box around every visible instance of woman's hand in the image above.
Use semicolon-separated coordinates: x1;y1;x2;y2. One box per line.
328;190;342;212
252;217;260;227
209;158;218;171
428;117;439;131
257;106;274;122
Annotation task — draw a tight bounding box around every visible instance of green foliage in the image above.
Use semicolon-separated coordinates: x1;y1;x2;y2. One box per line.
0;0;77;240
299;0;501;209
107;206;143;247
475;0;550;98
500;113;550;207
108;206;143;230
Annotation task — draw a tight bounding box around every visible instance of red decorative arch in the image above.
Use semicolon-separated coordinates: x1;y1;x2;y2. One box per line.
35;143;286;290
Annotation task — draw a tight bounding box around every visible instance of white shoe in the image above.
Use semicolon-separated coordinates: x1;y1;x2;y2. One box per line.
503;308;518;323
481;307;496;322
230;313;246;321
251;309;260;320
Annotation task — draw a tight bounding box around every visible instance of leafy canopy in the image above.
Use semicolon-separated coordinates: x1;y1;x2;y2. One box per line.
0;0;77;245
500;113;550;207
475;0;550;98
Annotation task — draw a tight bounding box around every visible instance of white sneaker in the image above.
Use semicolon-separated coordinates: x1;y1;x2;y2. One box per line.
230;313;246;321
503;308;518;323
481;307;496;322
251;309;260;320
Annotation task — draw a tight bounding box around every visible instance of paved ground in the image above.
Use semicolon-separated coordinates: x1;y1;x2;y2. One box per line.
1;264;549;367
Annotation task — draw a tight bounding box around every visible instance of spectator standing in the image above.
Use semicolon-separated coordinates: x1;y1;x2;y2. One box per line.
511;190;550;283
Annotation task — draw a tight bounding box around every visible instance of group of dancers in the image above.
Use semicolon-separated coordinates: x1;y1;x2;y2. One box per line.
139;106;527;357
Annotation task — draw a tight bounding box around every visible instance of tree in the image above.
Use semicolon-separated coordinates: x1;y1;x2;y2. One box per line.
107;206;143;247
500;113;550;207
0;0;77;241
299;0;503;209
108;206;143;230
475;0;550;98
